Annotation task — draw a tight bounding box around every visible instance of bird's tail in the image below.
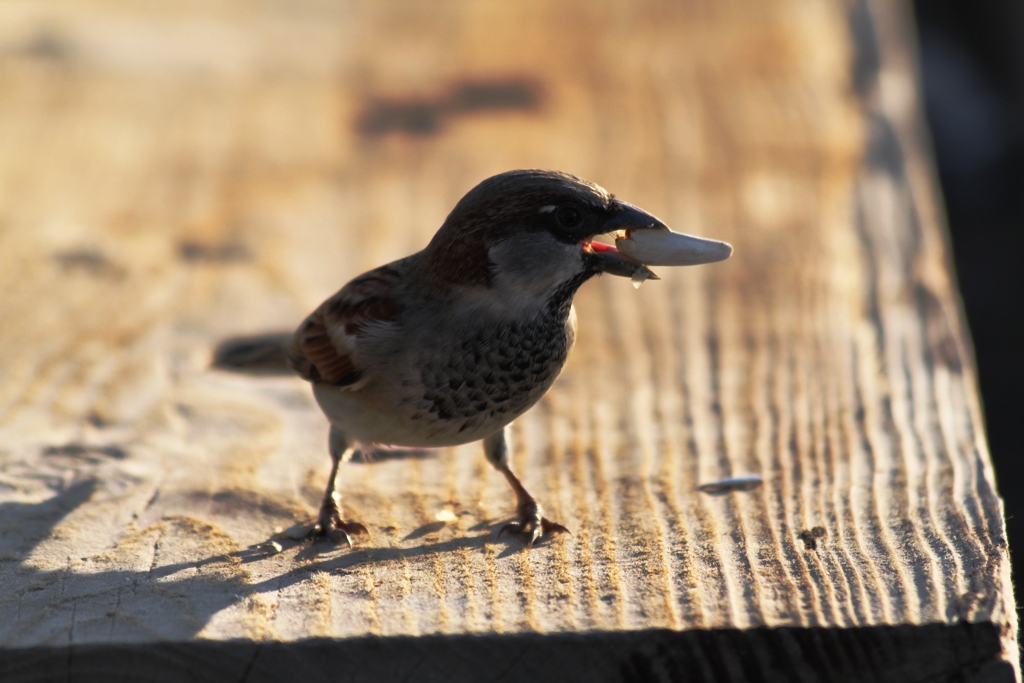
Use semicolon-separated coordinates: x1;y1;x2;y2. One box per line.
211;332;296;376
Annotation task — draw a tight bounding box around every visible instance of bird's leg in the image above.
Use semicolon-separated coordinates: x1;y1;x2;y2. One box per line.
483;428;569;548
308;425;368;547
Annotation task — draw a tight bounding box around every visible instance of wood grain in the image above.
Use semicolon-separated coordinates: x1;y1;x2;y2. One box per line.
0;0;1015;680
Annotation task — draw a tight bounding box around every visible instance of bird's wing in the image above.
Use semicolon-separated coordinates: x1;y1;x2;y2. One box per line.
288;262;405;388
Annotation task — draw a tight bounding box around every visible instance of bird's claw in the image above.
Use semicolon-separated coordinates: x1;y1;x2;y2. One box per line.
498;502;570;548
308;507;368;548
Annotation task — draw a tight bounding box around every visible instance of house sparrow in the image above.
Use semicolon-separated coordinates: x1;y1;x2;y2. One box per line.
287;169;731;547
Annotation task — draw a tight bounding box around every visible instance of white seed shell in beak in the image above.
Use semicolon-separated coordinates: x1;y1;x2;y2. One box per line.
616;227;733;266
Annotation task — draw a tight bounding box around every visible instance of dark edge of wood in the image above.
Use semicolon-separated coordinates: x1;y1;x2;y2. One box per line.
0;623;1012;683
854;2;1017;674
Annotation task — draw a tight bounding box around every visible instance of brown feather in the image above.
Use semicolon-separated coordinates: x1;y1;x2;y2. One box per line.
288;262;406;386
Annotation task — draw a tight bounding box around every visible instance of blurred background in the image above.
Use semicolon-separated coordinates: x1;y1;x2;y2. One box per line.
913;0;1024;595
0;0;1017;641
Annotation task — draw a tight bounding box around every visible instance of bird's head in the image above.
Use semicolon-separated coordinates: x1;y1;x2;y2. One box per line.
420;170;728;308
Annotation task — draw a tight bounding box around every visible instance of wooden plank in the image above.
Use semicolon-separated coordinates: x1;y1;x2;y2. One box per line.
0;0;1015;680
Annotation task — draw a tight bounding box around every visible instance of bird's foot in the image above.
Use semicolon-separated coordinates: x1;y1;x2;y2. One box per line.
498;500;570;548
307;503;368;547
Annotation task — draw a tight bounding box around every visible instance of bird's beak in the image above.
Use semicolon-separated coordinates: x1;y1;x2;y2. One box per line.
583;202;732;281
600;201;670;234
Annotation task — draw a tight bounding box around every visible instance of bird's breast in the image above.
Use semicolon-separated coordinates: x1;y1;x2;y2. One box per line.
320;301;577;448
413;304;575;428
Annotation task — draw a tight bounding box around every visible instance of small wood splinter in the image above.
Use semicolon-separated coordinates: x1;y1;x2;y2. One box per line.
697;474;764;495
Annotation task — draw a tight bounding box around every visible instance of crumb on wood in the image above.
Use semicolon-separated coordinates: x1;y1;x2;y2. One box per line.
51;248;125;278
178;240;251;263
43;443;128;461
697;474;763;495
256;541;283;555
797;526;828;551
356;77;543;137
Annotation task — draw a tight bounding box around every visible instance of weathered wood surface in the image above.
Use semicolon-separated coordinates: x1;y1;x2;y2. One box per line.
0;0;1015;680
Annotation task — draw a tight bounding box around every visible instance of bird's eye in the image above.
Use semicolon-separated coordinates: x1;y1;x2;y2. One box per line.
555;205;582;228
